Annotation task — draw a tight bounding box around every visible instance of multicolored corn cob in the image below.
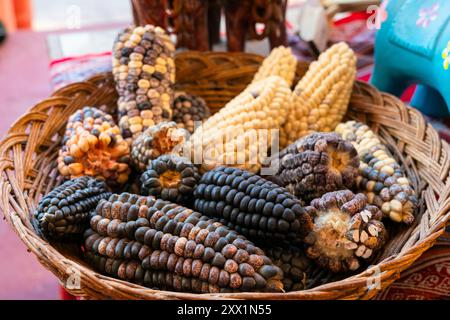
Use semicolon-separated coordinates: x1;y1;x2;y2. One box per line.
172;92;211;134
335;121;418;224
58;107;131;186
113;25;176;144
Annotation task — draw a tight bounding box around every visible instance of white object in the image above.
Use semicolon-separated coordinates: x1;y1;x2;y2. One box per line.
297;0;329;52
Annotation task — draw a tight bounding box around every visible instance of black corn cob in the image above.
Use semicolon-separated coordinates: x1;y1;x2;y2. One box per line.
263;246;310;291
172;91;211;133
83;193;285;293
193;167;313;246
270;132;360;202
34;177;111;240
140;154;201;204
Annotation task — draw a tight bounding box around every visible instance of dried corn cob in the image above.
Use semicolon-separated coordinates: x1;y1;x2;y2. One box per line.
172;92;211;134
252;46;297;87
335;121;418;224
33;177;111;240
113;25;175;144
304;190;388;273
84;193;285;293
193;167;313;246
263;246;310;291
280;42;357;148
85;252;233;293
185;76;291;173
131;121;189;171
58;107;131;186
270;132;360;202
140;154;201;204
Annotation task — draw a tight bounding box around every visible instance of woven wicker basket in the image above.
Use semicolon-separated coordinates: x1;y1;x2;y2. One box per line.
1;51;449;300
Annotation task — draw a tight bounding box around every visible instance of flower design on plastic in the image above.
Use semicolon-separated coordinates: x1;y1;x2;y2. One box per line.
416;3;439;28
442;41;450;70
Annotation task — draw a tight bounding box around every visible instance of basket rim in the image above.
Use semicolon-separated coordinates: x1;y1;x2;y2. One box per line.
1;52;450;300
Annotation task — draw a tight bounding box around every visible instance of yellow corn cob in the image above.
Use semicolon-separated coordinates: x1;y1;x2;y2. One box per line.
335;121;418;224
252;46;298;87
184;76;291;173
280;42;357;149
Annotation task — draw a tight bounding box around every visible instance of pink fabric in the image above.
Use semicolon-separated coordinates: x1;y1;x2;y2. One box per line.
0;31;59;299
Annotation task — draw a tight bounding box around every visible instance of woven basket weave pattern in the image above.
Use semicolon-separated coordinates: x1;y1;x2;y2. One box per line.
0;52;449;299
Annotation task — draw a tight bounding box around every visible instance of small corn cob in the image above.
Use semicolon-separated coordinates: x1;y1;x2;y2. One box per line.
252;46;297;87
335;121;418;224
58;107;131;186
269;132;360;202
172;92;211;134
193;167;313;246
84;193;285;293
304;190;388;273
113;25;176;144
280;42;357;148
131;121;189;171
263;246;310;291
185;76;291;173
140;154;201;204
33;177;111;240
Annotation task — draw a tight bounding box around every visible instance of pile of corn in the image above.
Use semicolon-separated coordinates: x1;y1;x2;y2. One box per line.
33;24;423;296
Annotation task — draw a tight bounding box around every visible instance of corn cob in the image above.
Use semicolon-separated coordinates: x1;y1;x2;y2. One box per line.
280;42;357;148
335;121;418;224
252;46;297;87
172;92;211;134
58;107;131;186
269;132;360;202
140;154;201;204
193;167;313;246
85;252;235;293
113;25;175;144
304;190;388;273
131;121;189;171
33;177;111;240
185;76;291;173
263;246;310;291
83;193;285;293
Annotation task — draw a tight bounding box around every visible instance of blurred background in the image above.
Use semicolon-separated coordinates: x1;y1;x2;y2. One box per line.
1;0;449;300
